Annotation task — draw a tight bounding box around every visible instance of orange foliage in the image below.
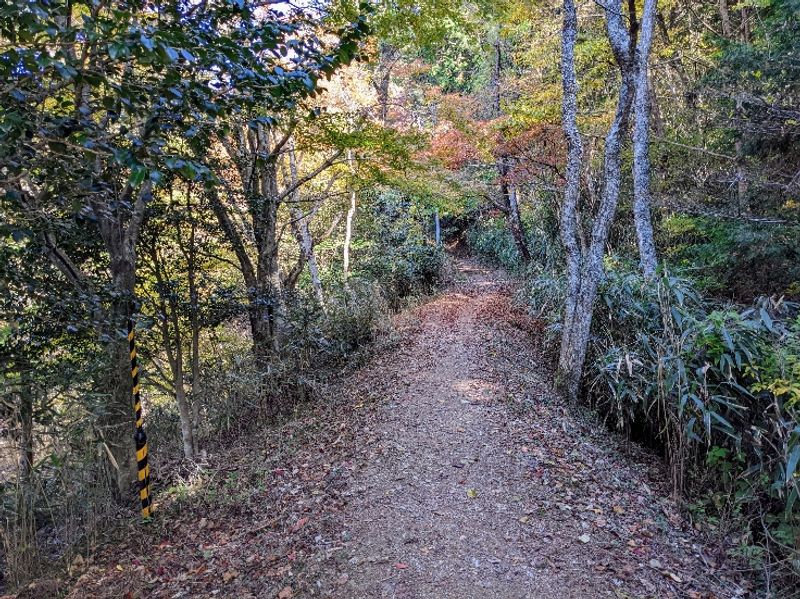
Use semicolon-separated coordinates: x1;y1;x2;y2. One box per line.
422;125;482;170
493;124;566;185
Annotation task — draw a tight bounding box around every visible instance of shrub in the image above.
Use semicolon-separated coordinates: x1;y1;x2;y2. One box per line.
659;214;800;300
467;216;525;271
467;214;563;274
519;258;800;584
358;243;445;309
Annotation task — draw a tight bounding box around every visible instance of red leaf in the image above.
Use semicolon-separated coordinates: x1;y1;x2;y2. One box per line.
291;517;309;532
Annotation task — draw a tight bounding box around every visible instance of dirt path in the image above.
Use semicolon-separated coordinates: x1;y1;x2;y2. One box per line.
306;259;744;598
62;259;746;599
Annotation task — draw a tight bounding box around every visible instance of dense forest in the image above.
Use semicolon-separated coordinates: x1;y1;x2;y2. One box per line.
0;0;798;597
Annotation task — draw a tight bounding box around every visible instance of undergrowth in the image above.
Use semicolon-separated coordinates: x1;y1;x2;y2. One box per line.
0;234;446;592
469;214;800;590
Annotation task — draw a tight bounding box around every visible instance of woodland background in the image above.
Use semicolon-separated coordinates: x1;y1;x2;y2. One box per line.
0;0;798;594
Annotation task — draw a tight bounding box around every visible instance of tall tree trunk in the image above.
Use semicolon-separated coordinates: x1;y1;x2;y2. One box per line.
189;321;201;454
735;94;749;215
507;186;530;262
167;304;195;460
632;0;659;278
344;150;357;279
490;30;531;263
558;0;584;391
102;258;139;495
434;208;441;246
94;179;152;496
12;391;38;584
292;214;324;305
251;127;286;359
185;198;202;453
288;145;325;306
558;0;635;397
17;389;34;469
253;170;284;360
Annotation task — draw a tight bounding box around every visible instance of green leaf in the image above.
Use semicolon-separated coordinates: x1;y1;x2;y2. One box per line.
759;308;773;332
128;165;147;187
786;445;800;485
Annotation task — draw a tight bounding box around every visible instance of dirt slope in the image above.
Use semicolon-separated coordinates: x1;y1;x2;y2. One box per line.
54;259;746;599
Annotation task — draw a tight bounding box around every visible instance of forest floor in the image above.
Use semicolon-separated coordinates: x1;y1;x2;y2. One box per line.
36;258;750;599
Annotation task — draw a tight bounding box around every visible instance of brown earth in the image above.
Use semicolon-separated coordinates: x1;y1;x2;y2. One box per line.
45;259;747;599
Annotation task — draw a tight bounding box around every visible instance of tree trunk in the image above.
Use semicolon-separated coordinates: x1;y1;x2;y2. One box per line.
17;393;34;486
216;122;339;358
174;365;195;460
558;0;584;393
490;31;531;263
167;297;195;460
373;43;396;126
507;186;530;262
253;184;284;360
12;391;38;585
288;145;325;306
734;94;749;215
185;201;202;453
631;0;659;278
718;0;733;37
344;150;357;279
104;285;138;495
289;208;325;305
558;0;635;397
190;321;201;454
434;208;441;246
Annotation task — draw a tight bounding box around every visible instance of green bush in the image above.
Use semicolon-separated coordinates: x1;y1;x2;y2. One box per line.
659;214;800;300
283;279;390;362
358;243;445;309
467;214;563;274
467;216;525;271
518;258;800;583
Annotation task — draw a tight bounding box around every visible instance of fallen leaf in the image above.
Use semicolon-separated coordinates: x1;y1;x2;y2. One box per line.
648;559;662;569
223;570;238;583
613;505;625;514
578;534;591;544
665;571;683;583
394;562;408;569
466;488;478;498
519;515;529;524
291;517;309;532
278;586;293;599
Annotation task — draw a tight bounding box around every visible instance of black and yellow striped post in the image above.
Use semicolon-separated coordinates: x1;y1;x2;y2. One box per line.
128;320;152;519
